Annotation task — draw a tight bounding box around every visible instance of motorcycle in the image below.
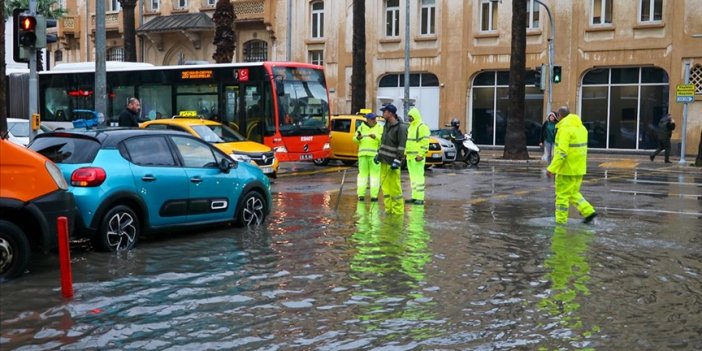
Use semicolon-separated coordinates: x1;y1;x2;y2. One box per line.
461;132;480;166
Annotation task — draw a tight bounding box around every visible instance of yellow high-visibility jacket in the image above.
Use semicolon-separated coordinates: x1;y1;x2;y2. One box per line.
354;122;383;157
547;113;589;175
405;108;430;157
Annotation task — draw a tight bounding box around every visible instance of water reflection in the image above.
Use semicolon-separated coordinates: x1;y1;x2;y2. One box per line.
538;225;600;349
348;203;439;343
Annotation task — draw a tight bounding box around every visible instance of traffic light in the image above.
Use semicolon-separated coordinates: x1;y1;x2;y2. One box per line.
534;64;546;90
35;17;57;48
18;13;38;47
12;9;30;62
552;65;562;83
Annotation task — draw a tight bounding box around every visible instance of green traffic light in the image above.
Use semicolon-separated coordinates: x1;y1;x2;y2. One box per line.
553;66;562;83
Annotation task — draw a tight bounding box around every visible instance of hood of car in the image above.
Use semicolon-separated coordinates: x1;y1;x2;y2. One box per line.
214;141;272;154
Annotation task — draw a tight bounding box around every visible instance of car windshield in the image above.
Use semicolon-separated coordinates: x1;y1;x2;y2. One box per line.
29;136;101;164
191;124;245;143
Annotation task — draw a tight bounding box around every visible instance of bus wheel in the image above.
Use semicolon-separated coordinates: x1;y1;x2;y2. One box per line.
313;158;329;166
0;220;31;280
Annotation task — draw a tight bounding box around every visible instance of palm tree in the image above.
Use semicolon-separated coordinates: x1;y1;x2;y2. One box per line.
503;0;529;160
4;0;66;71
350;0;366;114
118;0;138;62
212;0;236;63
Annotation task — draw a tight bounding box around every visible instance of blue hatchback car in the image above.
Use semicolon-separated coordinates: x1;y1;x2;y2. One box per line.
29;129;271;251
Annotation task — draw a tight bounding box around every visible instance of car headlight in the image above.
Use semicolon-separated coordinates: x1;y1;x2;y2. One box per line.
323;142;331;150
230;153;252;162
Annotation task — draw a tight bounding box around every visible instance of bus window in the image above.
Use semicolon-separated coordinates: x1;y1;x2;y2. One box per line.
140;85;172;120
176;85;218;120
110;86;135;121
277;79;330;136
45;87;70;122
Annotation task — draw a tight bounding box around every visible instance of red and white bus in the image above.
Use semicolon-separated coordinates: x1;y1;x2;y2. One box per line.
38;61;331;162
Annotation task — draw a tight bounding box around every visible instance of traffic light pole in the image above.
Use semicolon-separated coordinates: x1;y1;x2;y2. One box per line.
535;0;554;115
28;0;38;142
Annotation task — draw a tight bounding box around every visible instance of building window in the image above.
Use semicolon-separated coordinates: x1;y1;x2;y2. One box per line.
385;0;400;37
640;0;662;22
107;47;125;61
581;67;669;150
207;0;215;6
471;71;544;146
311;1;324;39
309;50;323;66
243;40;268;62
176;0;188;9
592;0;612;24
691;64;702;95
527;0;540;29
54;50;63;62
150;0;160;11
480;0;497;32
420;0;436;35
110;0;121;11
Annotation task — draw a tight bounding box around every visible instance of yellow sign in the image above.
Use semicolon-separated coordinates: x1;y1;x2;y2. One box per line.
181;70;213;79
179;111;197;117
31;113;41;131
676;84;695;97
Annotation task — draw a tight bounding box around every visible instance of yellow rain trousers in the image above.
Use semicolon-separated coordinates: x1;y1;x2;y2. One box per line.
405;108;430;202
547;113;596;224
380;163;404;215
354;122;383;198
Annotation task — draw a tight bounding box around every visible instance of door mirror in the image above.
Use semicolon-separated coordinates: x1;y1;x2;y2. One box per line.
219;157;234;173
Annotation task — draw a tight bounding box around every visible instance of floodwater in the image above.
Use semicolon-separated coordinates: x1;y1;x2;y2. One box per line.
1;163;701;350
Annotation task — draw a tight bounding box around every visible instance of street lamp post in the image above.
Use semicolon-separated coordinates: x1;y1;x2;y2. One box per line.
535;0;554;115
679;61;691;165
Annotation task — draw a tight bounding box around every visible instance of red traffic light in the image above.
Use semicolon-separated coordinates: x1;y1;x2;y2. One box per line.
19;15;37;31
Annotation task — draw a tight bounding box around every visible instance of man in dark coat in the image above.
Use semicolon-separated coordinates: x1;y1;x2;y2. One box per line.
650;113;675;163
118;97;142;127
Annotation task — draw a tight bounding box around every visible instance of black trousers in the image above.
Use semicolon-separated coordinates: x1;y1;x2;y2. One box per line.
652;138;671;161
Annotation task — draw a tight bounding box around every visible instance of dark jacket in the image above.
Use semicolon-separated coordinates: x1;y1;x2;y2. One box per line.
656;115;675;140
378;119;408;164
119;108;140;127
540;120;557;143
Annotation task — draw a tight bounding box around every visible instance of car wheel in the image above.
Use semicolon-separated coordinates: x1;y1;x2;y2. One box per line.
341;160;356;166
313;158;329;166
467;152;480;166
235;191;266;227
96;205;140;252
0;220;31;280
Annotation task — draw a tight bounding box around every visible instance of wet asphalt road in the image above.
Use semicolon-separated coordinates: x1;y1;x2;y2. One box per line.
1;156;701;350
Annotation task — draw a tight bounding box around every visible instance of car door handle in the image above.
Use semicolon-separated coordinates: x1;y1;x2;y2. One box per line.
190;176;203;183
142;175;156;182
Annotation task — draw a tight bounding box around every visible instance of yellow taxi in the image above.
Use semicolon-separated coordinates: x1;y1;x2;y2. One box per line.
141;117;279;178
315;110;443;167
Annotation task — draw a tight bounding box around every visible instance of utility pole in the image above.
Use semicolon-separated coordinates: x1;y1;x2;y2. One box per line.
95;0;107;122
679;61;690;165
286;0;292;61
28;0;38;141
535;0;554;115
403;0;410;118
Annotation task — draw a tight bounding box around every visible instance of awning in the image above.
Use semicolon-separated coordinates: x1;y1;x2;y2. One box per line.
137;13;215;50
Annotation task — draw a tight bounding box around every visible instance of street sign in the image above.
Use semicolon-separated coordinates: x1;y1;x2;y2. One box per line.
676;84;695;103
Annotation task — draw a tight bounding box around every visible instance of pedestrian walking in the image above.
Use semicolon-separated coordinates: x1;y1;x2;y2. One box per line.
354;112;383;202
650;113;675;163
540;111;557;163
118;97;142;127
376;103;408;215
546;106;597;224
405;108;430;205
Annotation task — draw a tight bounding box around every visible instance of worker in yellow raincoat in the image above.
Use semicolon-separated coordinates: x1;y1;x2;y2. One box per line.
404;108;431;205
546;106;597;224
376;103;408;215
354;112;383;201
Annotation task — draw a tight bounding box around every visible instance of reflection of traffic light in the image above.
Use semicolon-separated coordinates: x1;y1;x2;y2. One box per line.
534;65;546;91
552;65;562;83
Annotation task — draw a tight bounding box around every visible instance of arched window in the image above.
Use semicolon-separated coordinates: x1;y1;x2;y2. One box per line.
54;50;63;62
106;47;125;61
243;40;268;62
581;67;669;149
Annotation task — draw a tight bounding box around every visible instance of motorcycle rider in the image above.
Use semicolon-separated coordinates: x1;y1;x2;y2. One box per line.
354;112;383;201
375;103;408;215
405;108;431;205
448;118;465;160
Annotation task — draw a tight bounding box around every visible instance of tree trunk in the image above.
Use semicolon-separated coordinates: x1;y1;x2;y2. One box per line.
119;0;138;62
212;0;236;63
350;0;367;114
503;0;529;160
695;131;702;167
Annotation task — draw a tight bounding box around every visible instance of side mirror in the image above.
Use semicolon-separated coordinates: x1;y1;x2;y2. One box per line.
219;158;234;173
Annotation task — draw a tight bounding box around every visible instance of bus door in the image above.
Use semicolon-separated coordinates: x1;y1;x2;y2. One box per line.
223;85;241;131
242;84;265;143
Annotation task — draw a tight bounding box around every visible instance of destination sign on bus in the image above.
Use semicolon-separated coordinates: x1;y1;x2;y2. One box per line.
181;70;213;79
273;67;322;82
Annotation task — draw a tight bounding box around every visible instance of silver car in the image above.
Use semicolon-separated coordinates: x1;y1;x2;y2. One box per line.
434;136;457;164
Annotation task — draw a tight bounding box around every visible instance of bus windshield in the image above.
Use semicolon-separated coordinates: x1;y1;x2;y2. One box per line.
274;67;330;136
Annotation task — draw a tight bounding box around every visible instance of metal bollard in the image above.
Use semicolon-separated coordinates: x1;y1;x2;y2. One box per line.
57;216;73;299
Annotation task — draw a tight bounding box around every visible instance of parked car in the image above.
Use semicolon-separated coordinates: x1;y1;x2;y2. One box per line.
316;113;445;167
1;136;76;280
29;129;271;252
141;117;279;178
429;129;460;165
6;118;53;146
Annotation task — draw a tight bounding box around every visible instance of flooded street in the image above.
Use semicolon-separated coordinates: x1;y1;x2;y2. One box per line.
1;161;701;350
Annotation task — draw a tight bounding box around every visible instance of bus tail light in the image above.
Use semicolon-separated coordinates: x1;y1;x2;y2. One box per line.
71;167;106;187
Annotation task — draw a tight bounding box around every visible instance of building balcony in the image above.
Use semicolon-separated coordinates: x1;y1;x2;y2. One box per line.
90;11;124;34
59;14;81;37
234;0;267;22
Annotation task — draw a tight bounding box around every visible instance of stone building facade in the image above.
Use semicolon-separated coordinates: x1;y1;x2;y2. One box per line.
50;0;702;153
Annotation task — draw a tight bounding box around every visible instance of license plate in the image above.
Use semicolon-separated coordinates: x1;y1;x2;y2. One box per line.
432;154;442;158
447;152;455;157
260;166;273;174
300;154;313;160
